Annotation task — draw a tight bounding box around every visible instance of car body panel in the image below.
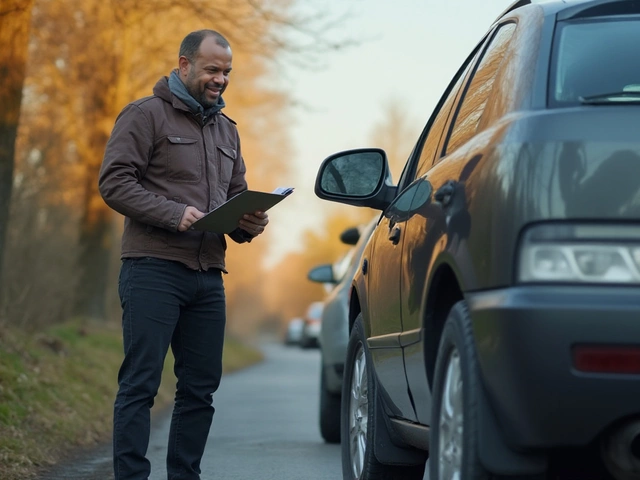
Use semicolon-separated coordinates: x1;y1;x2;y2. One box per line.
365;190;421;421
467;109;640;291
318;278;351;391
468;285;640;447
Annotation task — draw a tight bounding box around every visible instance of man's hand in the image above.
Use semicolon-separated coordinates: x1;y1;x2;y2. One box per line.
178;206;205;232
239;211;269;237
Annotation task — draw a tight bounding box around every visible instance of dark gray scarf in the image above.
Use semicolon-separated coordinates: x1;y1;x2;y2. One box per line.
168;70;225;117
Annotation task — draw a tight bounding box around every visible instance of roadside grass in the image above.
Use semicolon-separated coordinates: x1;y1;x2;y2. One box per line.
0;321;263;480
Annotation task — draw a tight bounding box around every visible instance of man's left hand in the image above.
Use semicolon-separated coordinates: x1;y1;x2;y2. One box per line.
239;211;269;237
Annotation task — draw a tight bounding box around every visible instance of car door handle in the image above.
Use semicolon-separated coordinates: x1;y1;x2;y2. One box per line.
434;180;456;207
388;226;401;245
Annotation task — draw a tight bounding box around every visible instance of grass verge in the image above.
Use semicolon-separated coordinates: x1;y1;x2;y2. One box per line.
0;321;263;480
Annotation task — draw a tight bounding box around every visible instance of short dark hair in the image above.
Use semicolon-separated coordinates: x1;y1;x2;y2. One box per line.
179;30;230;63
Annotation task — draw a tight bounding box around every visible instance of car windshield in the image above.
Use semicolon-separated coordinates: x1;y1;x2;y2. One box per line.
551;18;640;105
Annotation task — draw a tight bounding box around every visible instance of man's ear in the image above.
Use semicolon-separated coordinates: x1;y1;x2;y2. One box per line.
178;56;190;76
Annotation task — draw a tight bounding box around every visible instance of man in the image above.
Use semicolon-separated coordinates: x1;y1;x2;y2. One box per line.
99;30;269;480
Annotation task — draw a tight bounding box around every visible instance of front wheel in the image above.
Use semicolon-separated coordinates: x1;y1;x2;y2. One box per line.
430;300;489;480
341;314;424;480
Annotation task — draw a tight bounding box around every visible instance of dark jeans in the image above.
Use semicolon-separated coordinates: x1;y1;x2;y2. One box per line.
113;257;226;480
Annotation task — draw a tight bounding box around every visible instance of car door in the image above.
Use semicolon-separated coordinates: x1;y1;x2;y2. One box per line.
401;22;519;425
366;35;489;423
365;178;420;420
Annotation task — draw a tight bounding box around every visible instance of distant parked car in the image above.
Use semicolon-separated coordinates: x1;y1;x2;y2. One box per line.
308;218;377;444
314;1;640;479
283;317;305;346
299;301;324;349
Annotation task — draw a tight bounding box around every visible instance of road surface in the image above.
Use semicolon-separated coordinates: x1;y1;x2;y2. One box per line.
37;342;342;480
38;342;430;480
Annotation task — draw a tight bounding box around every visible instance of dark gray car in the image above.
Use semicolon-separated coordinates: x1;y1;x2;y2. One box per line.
313;0;640;479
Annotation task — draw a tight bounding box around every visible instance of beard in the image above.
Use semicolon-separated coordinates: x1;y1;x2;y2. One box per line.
185;71;219;109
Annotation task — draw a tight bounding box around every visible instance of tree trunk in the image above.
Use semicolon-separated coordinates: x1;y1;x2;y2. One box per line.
0;0;34;286
73;166;113;321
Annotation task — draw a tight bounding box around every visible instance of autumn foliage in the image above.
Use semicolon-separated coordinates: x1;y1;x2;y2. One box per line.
0;0;358;338
0;0;417;340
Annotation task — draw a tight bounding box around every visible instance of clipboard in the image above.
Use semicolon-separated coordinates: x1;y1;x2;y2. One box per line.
191;187;294;234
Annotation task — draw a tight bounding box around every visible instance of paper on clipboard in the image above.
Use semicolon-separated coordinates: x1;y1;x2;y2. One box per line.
191;187;294;234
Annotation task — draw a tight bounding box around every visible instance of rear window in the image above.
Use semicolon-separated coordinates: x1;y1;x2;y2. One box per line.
551;18;640;104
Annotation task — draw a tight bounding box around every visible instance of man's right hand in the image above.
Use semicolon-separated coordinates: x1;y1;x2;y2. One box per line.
178;206;205;232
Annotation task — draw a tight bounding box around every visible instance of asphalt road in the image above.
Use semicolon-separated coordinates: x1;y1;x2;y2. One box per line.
37;342;343;480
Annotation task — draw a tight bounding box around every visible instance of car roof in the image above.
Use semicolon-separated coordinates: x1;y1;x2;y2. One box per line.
498;0;639;21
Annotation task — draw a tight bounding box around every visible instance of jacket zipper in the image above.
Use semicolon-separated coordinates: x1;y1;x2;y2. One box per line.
197;113;215;271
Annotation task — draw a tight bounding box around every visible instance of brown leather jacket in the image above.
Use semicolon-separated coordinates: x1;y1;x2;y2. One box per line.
99;76;251;272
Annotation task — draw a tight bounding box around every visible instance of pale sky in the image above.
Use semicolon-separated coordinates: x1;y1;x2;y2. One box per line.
265;0;514;264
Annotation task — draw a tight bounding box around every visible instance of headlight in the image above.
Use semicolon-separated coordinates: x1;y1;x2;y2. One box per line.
517;224;640;283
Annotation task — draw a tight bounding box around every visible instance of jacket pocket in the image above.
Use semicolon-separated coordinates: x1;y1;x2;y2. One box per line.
144;224;168;248
166;135;202;183
217;145;236;190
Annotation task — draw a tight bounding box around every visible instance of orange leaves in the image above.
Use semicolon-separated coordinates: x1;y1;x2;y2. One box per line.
0;0;34;125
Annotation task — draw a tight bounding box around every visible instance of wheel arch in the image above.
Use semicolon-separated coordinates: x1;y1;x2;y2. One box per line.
422;261;464;390
348;282;362;335
423;262;548;476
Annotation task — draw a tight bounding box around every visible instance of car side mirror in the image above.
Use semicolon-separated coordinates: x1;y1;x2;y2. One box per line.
340;227;361;246
315;148;397;210
317;149;385;197
307;264;336;284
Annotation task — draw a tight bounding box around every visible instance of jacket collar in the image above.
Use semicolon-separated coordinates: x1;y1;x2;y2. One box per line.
153;75;225;119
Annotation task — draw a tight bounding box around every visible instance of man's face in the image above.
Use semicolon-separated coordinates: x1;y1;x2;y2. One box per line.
180;37;232;109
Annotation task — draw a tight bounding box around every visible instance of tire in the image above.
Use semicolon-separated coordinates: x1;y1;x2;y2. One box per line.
300;333;312;349
319;365;341;444
341;314;424;480
430;300;490;480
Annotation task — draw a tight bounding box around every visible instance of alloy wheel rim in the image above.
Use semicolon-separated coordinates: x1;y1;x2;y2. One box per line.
438;348;464;480
349;344;368;478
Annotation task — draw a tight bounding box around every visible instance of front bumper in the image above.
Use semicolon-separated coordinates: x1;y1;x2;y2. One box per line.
467;285;640;449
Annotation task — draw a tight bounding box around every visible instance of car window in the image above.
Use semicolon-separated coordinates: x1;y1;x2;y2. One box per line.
399;37;488;183
444;23;517;156
551;18;640;104
414;55;478;177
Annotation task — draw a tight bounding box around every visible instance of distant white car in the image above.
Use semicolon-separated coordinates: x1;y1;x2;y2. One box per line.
299;301;324;349
283;317;305;346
